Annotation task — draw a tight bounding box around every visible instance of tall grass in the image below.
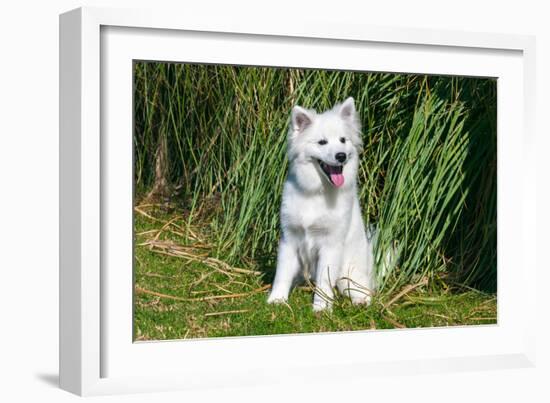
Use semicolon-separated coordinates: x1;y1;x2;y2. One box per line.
133;62;497;292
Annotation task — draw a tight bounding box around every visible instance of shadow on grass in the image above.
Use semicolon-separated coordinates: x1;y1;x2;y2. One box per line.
253;252;277;285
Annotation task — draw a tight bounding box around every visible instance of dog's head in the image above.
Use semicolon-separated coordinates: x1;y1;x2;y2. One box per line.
287;97;363;190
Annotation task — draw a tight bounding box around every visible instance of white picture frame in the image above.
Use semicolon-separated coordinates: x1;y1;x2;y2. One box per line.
59;6;537;396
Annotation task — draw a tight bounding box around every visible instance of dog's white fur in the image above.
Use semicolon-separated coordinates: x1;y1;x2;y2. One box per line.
267;97;375;311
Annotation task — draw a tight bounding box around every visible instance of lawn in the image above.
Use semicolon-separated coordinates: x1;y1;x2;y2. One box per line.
133;206;496;341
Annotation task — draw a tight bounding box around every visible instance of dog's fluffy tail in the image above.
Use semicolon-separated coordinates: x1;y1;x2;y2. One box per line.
367;224;399;288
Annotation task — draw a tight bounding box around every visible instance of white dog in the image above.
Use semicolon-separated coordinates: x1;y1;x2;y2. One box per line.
267;97;376;311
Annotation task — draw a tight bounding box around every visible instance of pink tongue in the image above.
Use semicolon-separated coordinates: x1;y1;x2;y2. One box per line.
330;173;345;187
328;166;345;187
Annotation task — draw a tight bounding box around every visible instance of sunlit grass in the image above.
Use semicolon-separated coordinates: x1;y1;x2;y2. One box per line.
132;62;497;339
134;211;496;340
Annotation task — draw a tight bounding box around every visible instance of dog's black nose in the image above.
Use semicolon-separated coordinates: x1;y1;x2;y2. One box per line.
335;153;347;163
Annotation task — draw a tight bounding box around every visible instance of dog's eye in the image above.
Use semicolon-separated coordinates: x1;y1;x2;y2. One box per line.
340;137;346;144
318;139;328;145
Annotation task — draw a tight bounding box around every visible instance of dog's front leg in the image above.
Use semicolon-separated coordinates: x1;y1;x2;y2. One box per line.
267;238;300;304
313;246;342;312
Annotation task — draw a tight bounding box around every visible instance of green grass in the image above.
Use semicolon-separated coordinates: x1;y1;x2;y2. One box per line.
132;62;497;339
134;209;496;340
134;63;496;293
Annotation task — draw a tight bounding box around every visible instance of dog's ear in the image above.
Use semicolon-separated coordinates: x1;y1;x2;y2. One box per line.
292;106;314;133
339;97;363;152
339;97;356;120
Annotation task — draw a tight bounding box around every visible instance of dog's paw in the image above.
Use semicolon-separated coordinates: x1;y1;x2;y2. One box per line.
312;299;332;313
267;292;288;304
351;294;372;306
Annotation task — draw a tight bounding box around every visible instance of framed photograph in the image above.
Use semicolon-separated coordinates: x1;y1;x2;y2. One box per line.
59;6;537;396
